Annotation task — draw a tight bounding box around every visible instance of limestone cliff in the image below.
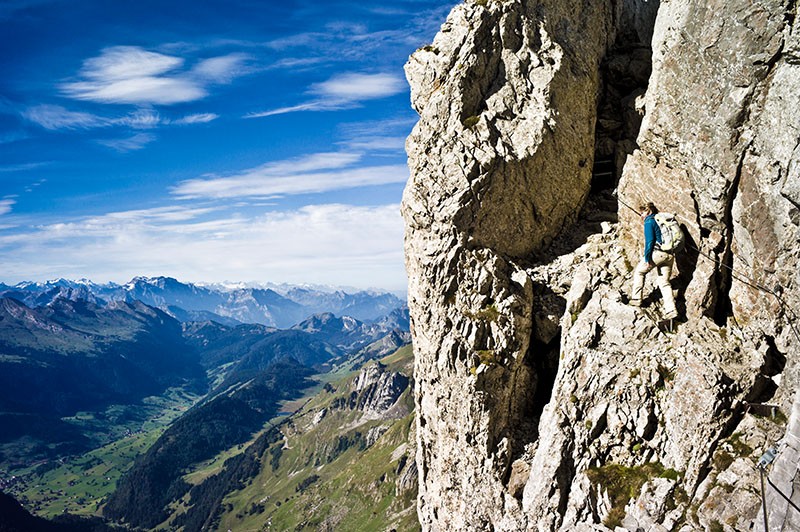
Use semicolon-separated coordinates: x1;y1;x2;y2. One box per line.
402;0;800;530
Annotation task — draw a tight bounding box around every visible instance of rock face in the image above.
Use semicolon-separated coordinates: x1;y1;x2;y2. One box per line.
403;0;800;530
403;0;614;528
349;362;412;419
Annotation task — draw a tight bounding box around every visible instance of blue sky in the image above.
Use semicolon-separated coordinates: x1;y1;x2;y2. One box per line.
0;0;457;293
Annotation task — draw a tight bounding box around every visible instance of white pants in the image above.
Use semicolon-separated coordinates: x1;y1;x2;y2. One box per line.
631;250;677;315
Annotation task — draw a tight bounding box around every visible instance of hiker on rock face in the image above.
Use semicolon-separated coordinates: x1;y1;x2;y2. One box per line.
630;202;678;320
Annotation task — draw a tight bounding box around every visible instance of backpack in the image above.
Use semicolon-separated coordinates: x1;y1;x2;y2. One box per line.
654;213;684;253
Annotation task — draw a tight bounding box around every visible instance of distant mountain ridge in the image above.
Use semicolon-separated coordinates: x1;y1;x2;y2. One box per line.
0;297;205;417
0;296;207;467
1;276;406;328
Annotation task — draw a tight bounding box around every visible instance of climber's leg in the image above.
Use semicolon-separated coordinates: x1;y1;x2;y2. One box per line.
654;250;677;319
630;260;650;306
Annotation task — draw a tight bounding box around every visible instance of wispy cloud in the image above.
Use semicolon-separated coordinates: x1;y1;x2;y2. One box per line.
191;53;251;83
0;162;50;173
117;109;161;129
0;131;30;144
245;102;322;117
340;136;406;152
171;151;407;199
23;104;217;131
24;179;47;193
267;57;325;70
366;7;410;16
338;116;416;135
96;133;156;152
263;3;456;66
60;46;202;105
85;205;217;223
265;32;319;51
173;113;218;125
59;46;251;106
247;72;405;118
0;199;16;216
0;204;406;290
336;116;416;152
62;76;205;106
23;104;109;130
81;45;182;79
314;72;404;100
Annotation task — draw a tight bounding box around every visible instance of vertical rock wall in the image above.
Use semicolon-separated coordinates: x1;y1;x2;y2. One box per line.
402;0;612;528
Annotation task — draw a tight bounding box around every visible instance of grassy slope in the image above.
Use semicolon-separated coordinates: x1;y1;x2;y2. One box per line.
172;344;418;532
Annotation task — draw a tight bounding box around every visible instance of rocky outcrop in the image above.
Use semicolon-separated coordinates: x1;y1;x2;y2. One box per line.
403;0;800;530
334;362;411;420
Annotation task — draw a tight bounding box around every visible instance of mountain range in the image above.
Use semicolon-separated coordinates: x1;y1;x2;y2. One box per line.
0;297;207;462
0;277;405;329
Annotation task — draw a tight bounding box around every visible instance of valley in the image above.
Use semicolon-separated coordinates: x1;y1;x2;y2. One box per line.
6;388;197;518
0;278;411;530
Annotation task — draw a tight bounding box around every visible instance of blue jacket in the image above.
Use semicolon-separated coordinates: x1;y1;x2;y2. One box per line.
643;214;662;263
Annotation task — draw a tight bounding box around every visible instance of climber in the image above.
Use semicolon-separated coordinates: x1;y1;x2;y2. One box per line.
629;202;678;320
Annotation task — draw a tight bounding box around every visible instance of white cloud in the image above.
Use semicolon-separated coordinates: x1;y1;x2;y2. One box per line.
0;131;30;144
367;7;409;16
79;46;183;80
252;152;361;174
118;109;161;129
59;46;204;105
0;199;15;216
173;113;219;125
261;3;456;67
265;33;318;51
338;117;417;138
312;72;405;99
96;133;156;152
62;76;207;105
24;178;47;193
24;103;223;131
336;117;415;153
0;162;49;173
245;102;326;118
59;46;252;106
192;53;251;83
95;206;218;223
23;104;218;135
175;165;408;199
246;72;406;118
0;204;406;291
268;57;325;70
23;104;109;130
340;136;406;152
171;152;407;199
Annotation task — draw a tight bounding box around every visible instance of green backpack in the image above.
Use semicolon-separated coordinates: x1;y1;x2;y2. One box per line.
654;213;684;253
